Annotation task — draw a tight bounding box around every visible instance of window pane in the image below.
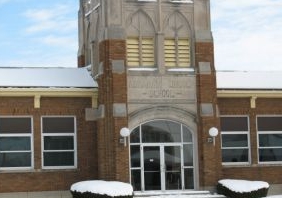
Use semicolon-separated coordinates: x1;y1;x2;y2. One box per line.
43;117;74;133
184;168;194;189
130;145;140;168
257;117;282;131
259;148;282;162
44;136;74;150
220;117;248;131
0;118;31;133
0;152;31;167
222;149;249;163
44;152;74;166
142;120;181;143
222;134;248;147
259;134;282;147
131;169;141;191
0;137;31;151
130;127;140;143
183;144;193;166
183;127;192;142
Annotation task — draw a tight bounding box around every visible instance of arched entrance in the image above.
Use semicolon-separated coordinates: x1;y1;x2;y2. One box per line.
130;120;195;192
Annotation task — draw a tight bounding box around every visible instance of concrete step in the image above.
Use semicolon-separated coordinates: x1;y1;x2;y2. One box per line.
134;191;226;198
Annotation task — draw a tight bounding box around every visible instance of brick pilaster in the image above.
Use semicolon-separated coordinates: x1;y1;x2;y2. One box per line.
96;39;129;182
195;42;222;188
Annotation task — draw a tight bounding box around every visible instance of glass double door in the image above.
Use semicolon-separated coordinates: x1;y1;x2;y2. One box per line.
142;144;183;191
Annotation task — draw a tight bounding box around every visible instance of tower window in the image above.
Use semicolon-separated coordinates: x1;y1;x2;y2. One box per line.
164;38;190;67
127;37;154;67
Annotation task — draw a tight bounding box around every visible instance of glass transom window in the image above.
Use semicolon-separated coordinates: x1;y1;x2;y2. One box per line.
42;116;77;169
257;116;282;163
0;117;33;170
220;116;250;164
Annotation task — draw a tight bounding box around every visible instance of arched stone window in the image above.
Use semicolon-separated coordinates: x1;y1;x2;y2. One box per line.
164;12;192;68
126;10;156;67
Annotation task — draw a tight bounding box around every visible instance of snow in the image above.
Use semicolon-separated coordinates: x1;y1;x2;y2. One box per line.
70;180;133;196
218;179;269;193
217;71;282;90
0;67;97;88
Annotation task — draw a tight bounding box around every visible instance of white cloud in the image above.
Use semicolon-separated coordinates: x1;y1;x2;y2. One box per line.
40;35;77;48
0;0;10;5
23;4;77;34
211;0;282;71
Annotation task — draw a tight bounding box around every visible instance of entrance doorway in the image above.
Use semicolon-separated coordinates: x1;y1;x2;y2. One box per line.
130;120;195;192
143;145;182;191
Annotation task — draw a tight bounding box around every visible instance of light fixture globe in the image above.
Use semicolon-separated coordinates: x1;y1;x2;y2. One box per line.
209;127;219;137
120;127;130;137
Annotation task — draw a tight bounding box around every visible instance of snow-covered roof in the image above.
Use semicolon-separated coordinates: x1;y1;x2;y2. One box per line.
0;67;97;88
217;71;282;90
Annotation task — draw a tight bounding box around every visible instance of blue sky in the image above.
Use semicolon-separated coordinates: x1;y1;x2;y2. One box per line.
0;0;281;70
0;0;78;67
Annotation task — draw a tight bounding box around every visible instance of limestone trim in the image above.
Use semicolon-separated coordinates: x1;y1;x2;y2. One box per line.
128;105;197;131
0;88;98;108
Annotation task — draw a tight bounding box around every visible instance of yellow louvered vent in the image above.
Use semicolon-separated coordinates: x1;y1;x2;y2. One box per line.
164;38;190;67
127;37;154;67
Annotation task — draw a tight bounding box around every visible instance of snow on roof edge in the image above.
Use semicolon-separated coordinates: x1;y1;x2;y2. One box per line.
0;67;98;88
216;70;282;90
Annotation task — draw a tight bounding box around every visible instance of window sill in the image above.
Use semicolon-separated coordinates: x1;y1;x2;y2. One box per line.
0;168;78;174
128;67;158;72
222;163;251;168
166;68;195;73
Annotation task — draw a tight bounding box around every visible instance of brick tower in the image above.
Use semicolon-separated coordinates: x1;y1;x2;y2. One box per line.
78;0;221;191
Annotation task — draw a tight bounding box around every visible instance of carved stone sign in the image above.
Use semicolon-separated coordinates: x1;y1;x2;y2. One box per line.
128;76;196;102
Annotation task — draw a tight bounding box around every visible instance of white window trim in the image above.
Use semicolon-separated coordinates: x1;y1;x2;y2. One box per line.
220;115;251;166
0;116;34;171
41;116;77;170
257;115;282;165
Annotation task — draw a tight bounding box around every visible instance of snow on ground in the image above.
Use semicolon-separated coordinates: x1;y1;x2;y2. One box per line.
70;179;281;198
219;179;269;193
71;180;133;196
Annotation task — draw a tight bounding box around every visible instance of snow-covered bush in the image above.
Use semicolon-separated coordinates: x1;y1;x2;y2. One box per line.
70;180;133;198
217;179;269;198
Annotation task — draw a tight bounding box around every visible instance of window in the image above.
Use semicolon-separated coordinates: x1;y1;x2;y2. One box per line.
164;38;190;67
220;116;250;164
257;116;282;163
42;116;76;169
0;117;33;170
127;37;154;67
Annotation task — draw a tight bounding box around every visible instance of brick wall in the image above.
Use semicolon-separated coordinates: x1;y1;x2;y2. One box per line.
218;97;282;184
195;42;222;187
77;55;86;67
0;97;97;192
96;39;129;182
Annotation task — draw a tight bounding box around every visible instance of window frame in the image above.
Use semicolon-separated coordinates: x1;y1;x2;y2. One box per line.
220;115;251;165
0;116;34;171
257;115;282;164
41;116;77;169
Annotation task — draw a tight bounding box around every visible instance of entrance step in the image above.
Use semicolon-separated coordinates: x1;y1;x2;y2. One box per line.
134;191;226;198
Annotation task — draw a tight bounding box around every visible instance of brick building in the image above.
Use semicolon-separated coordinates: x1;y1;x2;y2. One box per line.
0;0;281;197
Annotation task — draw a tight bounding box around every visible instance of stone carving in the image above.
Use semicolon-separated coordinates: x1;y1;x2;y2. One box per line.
128;76;196;101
